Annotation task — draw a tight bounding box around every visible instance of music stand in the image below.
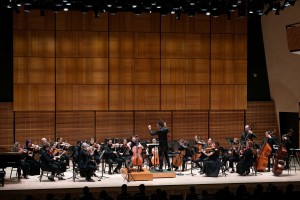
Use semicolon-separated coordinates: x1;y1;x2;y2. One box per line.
98;150;109;181
124;164;136;182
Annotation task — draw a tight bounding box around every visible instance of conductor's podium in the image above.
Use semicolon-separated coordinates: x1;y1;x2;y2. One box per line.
121;167;176;181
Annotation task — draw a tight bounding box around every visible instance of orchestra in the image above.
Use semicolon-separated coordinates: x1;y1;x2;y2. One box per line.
7;123;296;182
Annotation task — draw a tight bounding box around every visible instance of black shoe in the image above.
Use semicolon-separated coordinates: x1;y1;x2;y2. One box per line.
266;169;270;172
108;171;113;175
48;175;55;181
174;167;178;171
87;178;95;182
155;168;163;172
23;175;29;179
167;168;171;171
199;170;204;175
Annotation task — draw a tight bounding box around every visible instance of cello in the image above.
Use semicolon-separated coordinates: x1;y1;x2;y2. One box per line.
272;129;293;176
151;146;159;166
131;141;143;167
172;139;187;168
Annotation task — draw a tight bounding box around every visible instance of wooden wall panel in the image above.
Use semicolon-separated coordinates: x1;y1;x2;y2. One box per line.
246;101;279;144
135;112;172;142
56;11;108;31
109;32;135;58
28;31;55;57
109;59;160;84
211;15;235;34
13;57;55;84
135;33;160;58
210;110;245;149
0;103;14;151
56;31;108;57
14;84;55;111
211;85;247;110
15;111;55;146
161;59;210;84
56;111;94;145
56;85;108;111
185;34;210;58
13;30;28;56
109;85;135;110
56;58;108;84
211;34;235;59
235;34;247;60
96;112;134;144
161;85;210;110
211;59;247;84
109;12;134;32
161;33;186;58
135;85;160;110
172;111;209;141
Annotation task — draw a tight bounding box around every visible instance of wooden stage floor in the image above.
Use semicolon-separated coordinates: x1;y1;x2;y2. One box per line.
1;163;300;200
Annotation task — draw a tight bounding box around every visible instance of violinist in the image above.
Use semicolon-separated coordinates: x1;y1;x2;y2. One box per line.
201;140;221;177
40;142;65;181
49;142;67;174
78;142;97;182
12;142;30;179
118;138;132;168
194;138;212;174
236;140;254;176
93;143;102;166
103;139;123;174
148;120;171;172
56;137;70;168
23;139;41;175
227;138;241;173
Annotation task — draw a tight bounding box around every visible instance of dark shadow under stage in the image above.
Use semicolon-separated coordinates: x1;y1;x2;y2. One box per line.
1;165;300;200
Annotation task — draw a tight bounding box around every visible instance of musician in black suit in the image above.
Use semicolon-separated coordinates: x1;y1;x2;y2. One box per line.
12;142;30;179
148;120;171;172
103;139;123;175
261;130;278;172
241;124;257;144
39;142;65;181
117;139;132;168
78;142;97;182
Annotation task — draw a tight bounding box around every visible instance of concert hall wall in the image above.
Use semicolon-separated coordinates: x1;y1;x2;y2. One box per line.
0;10;278;150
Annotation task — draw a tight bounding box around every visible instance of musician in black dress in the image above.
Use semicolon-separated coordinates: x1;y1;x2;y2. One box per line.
194;138;212;174
201;141;221;177
148;120;171;172
39;142;65;181
236;140;254;175
103;139;123;174
78;142;97;182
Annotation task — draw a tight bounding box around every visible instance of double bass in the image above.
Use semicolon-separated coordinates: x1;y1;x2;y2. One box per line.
272;129;293;176
256;130;275;172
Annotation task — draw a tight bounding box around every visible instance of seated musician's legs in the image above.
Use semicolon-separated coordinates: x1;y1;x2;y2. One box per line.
47;162;60;181
106;159;113;174
60;154;70;168
85;164;96;182
21;160;30;179
193;157;202;168
113;158;123;173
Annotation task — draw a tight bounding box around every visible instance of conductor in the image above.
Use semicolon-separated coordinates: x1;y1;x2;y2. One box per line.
148;120;171;172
